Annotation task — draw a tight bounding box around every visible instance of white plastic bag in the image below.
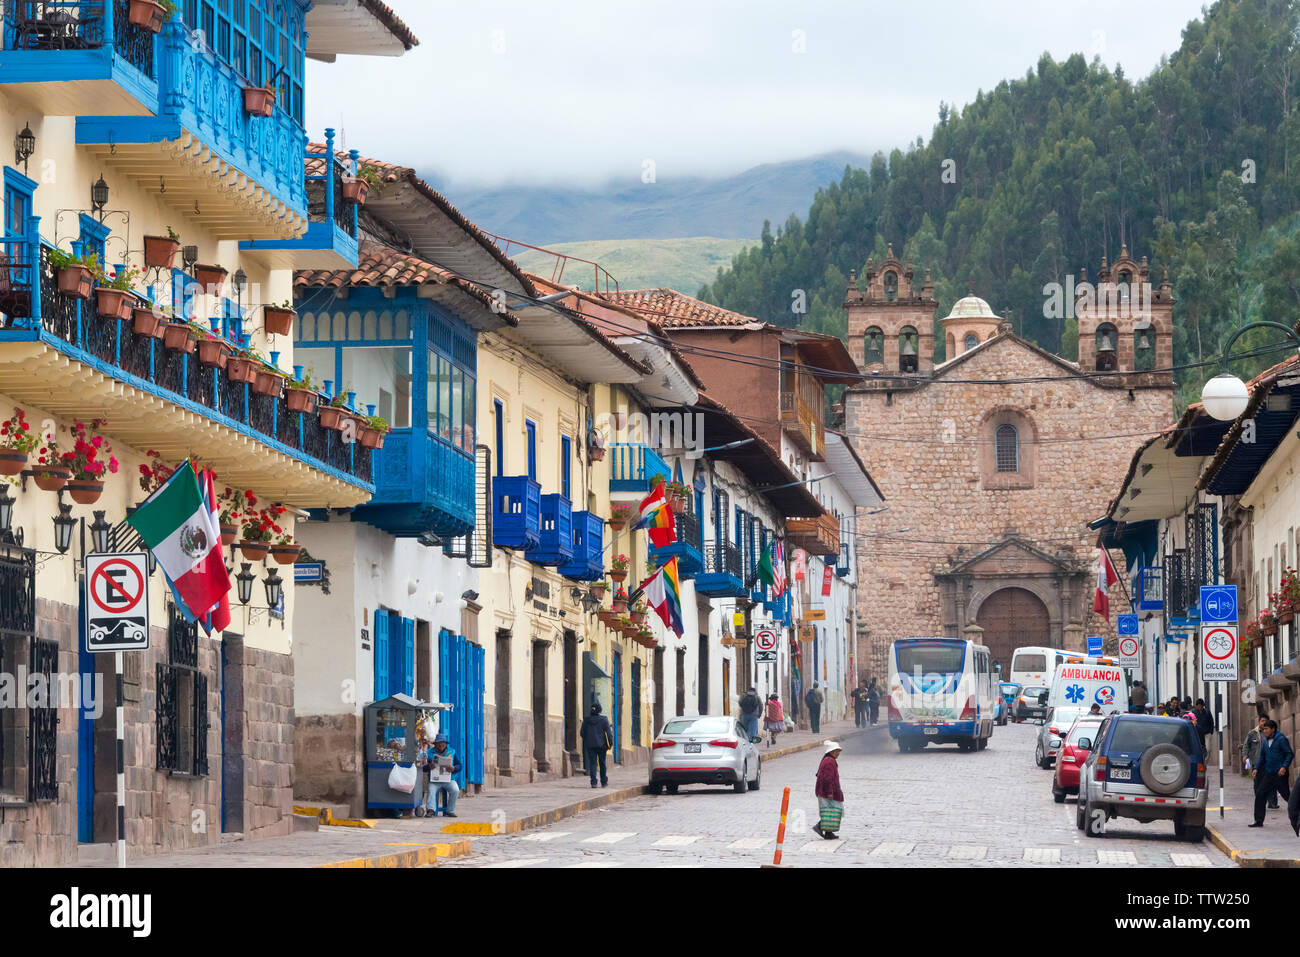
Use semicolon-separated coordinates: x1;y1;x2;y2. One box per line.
784;717;795;733
388;762;417;794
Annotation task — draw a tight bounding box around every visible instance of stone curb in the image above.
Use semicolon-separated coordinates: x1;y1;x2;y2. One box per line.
316;838;472;868
440;725;877;837
1206;821;1300;868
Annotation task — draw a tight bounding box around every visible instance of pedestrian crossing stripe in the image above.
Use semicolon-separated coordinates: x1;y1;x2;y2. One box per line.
580;832;636;844
727;837;772;850
1097;850;1137;865
1171;853;1212;867
797;839;842;853
520;832;571;842
1023;848;1060;863
652;835;700;847
482;858;549;868
870;842;914;857
948;845;987;860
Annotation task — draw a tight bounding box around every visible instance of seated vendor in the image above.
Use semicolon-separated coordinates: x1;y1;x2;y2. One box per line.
418;733;462;817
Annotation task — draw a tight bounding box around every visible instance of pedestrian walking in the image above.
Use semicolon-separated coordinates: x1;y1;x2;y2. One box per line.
739;686;762;741
805;682;824;733
763;693;784;747
850;681;868;728
1129;680;1148;714
579;701;613;789
417;733;462;817
1192;699;1216;757
867;678;880;726
1243;715;1277;807
1249;720;1293;827
812;740;844;840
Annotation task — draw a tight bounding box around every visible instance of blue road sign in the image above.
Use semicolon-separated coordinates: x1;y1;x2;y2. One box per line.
1087;636;1104;656
294;562;323;583
1200;585;1237;623
1117;614;1139;635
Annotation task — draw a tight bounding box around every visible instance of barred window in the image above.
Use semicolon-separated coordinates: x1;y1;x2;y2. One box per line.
995;424;1018;473
964;333;979;351
157;605;208;776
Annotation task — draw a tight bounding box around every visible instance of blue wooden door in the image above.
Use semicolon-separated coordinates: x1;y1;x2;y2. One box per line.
438;629;485;788
373;610;390;700
76;580;94;843
400;617;414;696
612;651;622;763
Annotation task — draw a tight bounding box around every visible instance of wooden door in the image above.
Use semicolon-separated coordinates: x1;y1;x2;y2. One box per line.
975;587;1050;678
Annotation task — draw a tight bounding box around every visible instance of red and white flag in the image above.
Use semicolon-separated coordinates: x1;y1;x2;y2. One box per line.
792;548;806;582
1093;547;1119;621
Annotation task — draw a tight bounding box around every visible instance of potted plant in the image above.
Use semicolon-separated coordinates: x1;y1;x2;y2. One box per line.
192;263;228;294
630;598;647;626
270;522;299;565
218;486;255;547
1246;617;1263;649
137;449;175;495
666;480;690;513
596;608;618;628
1280;569;1300;624
59;419;119;505
0;407;38;475
618;615;636;639
608;502;633;532
49;248;96;300
1261;608;1279;637
359;414;388;449
252;358;285;398
225;348;260;386
318;389;353;432
132;300;169;338
341;166;381;205
611;587;629;615
195;327;232;369
263;299;296;337
242;84;276;117
588;579;609;603
127;0;174;33
143;225;181;269
608;553;629;584
636;625;655;647
162;318;197;354
31;438;70;492
93;263;142;321
285;370;318;414
239;506;278;561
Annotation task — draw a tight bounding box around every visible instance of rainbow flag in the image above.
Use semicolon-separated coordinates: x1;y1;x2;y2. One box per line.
634;483;676;548
640;557;684;637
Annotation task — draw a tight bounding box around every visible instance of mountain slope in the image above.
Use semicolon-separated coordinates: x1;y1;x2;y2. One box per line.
509;237;755;296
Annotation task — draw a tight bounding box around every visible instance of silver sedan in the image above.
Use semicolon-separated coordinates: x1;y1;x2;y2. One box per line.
648;715;762;794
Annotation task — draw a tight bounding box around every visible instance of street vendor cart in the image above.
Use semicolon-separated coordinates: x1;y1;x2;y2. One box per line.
364;693;450;815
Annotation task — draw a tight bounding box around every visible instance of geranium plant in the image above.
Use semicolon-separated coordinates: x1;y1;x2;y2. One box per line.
1281;568;1300;607
0;407;40;454
137;449;176;494
610;553;629;572
57;419;119;481
242;504;287;543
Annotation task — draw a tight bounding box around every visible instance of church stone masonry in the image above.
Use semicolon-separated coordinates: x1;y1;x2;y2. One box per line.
843;247;1175;678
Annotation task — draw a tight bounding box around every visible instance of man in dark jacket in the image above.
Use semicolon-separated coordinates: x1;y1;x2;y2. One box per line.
739;687;761;741
1129;681;1148;714
850;682;868;727
579;701;613;789
1243;715;1277;808
805;683;823;733
1250;720;1294;827
1192;699;1216;756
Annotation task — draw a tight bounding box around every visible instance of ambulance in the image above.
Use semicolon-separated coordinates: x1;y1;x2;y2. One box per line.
1033;657;1131;769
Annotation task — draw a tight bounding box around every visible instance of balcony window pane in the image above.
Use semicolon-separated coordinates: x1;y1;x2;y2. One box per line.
462;376;476;452
451;367;465;447
343;347;411;428
331;311;345;341
428;351;452;440
395;310;410;339
379;311;394;340
347;313;362;341
363;311;378;340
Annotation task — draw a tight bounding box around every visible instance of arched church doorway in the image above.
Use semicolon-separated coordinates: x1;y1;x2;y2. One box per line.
975;587;1050;678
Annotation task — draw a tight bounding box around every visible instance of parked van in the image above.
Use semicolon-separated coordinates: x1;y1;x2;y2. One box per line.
1045;657;1131;714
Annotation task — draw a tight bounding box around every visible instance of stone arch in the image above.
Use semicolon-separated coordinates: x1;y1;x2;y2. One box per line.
978;405;1038;489
971;585;1053;676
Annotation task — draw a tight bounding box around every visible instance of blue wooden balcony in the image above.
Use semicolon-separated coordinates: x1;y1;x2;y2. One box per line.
525;493;573;565
0;232;373;506
355;429;473;538
836;543;851;578
695;541;746;597
609;442;671;494
493;475;541;550
558;511;604;581
240;132;360;270
650;508;702;576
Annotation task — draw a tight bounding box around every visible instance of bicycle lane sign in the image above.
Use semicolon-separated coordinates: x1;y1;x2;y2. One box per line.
1200;625;1238;682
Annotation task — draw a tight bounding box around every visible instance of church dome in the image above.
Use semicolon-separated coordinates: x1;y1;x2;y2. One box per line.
943;295;1001;322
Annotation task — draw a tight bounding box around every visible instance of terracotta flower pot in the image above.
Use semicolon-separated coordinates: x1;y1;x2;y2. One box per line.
162;322;196;353
359;427;383;449
285;388;316;414
318;405;347;431
143;234;179;269
242;86;276;118
151;316;168;339
589;584;607;602
609;569;627;584
270;544;301;565
341;179;370;206
0;450;27;475
32;468;70;492
1264;622;1278;637
263;306;295;336
252;369;284;398
608;517;627;532
238;540;270;562
612;598;628;614
668;494;686;514
57;265;93;300
630;610;646;625
192;264;227;294
66;480;104;505
1280;605;1295;625
225;356;259;385
127;0;167;32
220;524;239;547
197;337;231;369
132;307;162;338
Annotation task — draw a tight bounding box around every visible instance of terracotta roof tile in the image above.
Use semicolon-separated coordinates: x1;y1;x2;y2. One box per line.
603;288;764;328
359;0;418;50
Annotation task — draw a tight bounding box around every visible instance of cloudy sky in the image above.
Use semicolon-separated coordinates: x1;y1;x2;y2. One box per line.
307;0;1209;187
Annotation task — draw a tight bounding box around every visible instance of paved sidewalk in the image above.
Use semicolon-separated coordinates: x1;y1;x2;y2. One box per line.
80;718;871;867
1206;770;1300;867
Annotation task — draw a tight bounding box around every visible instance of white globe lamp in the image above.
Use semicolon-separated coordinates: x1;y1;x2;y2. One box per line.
1201;373;1250;421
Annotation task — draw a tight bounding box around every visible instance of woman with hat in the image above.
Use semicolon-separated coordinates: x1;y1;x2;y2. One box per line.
812;740;844;840
763;693;785;748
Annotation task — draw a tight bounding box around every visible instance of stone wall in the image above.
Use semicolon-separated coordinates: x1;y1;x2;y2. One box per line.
846;336;1173;677
295;713;363;816
230;637;295;841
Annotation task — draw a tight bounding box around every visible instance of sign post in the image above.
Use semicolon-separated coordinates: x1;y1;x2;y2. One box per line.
1117;636;1140;670
85;552;151;870
1200;583;1239;824
1086;636;1103;657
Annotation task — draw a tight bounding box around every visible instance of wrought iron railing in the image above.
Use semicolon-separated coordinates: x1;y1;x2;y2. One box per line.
111;0;153;75
703;540;742;579
5;0;105;50
0;544;36;636
28;637;58;801
674;508;701;550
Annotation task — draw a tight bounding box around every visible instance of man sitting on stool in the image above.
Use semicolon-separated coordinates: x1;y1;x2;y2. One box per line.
419;733;462;817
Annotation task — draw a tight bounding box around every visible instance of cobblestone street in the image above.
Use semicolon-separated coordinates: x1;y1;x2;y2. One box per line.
442;723;1235;867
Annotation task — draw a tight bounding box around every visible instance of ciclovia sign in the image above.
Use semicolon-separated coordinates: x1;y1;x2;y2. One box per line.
1200;625;1238;682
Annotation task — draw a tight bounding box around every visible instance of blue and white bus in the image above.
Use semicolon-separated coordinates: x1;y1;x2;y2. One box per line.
888;637;996;752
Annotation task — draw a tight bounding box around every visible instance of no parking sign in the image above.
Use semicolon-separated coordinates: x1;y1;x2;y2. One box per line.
85;553;151;653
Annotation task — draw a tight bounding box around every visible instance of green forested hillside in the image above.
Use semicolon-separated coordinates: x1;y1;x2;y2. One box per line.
700;0;1300;408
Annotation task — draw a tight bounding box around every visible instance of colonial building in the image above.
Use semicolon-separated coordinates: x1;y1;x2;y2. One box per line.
843;248;1176;677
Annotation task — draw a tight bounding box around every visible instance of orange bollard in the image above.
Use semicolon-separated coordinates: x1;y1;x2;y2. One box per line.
772;786;791;866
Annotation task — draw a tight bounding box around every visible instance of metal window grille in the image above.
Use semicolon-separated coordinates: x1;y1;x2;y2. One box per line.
156;604;208;776
1185;502;1218;591
27;637;58;802
995;424;1018;472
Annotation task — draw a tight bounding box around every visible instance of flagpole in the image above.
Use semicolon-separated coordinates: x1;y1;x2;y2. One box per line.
1104;546;1134;612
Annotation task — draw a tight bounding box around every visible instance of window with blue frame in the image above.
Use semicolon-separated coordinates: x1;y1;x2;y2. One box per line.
525;420;537;481
494;399;504;476
424;313;474;452
3;168;35;242
295;308;418;431
561;435;571;499
182;0;306;125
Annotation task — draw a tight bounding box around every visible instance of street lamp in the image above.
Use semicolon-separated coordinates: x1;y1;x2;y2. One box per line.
236;562;256;605
263;566;284;608
14;123;35;175
52;502;76;554
0;483;14;538
90;175;109;222
1201;320;1300;421
89;510;112;554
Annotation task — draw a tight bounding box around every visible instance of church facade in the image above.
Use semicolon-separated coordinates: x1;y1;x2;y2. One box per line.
843;248;1176;678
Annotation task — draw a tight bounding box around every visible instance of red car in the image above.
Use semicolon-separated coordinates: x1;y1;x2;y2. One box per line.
1052;716;1104;802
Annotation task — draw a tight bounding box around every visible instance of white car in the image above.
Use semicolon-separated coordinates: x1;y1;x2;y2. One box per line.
648;715;762;794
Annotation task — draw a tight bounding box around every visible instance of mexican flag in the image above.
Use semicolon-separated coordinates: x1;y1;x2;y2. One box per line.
127;460;230;625
753;539;787;597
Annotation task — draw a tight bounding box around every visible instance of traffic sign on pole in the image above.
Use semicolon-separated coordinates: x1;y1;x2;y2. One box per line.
1200;625;1238;682
1117;636;1140;669
1086;636;1103;657
754;629;778;652
1199;586;1237;624
85;553;150;653
1117;614;1138;635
